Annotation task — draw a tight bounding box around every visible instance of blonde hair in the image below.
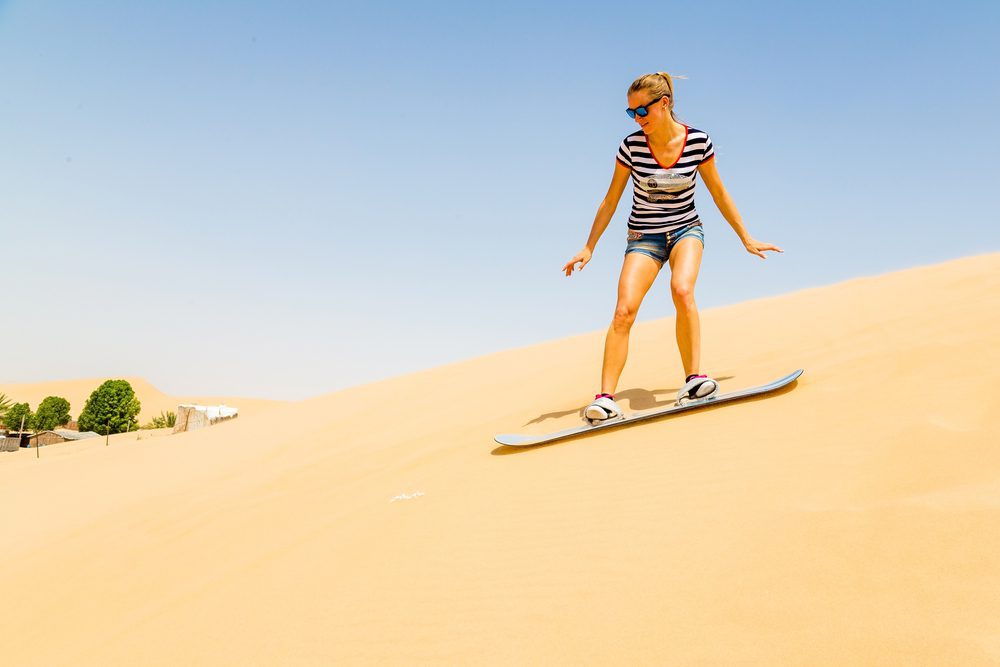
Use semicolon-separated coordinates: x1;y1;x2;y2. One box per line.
628;72;687;121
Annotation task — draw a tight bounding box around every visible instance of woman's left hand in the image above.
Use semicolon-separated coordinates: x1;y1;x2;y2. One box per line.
743;238;783;259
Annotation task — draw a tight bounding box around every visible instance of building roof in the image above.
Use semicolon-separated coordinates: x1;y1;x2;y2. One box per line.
40;430;101;441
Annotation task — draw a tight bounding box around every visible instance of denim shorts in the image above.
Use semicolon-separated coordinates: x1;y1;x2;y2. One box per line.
625;223;705;266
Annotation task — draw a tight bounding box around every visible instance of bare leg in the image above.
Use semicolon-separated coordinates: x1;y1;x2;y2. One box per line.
668;237;704;377
601;253;661;394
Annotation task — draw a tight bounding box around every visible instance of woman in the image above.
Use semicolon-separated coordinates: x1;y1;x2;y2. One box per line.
562;72;782;424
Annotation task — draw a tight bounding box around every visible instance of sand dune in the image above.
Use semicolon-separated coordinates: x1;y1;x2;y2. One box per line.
2;253;999;665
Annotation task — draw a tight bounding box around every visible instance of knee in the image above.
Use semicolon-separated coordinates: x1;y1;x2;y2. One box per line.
611;303;638;332
671;282;696;309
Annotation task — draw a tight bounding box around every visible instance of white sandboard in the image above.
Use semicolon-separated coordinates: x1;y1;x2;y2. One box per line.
495;369;804;447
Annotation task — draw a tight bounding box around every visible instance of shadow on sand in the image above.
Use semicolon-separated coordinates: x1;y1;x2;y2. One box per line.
521;375;737;425
491;376;798;456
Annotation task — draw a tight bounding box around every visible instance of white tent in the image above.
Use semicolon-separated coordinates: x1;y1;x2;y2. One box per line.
173;404;239;433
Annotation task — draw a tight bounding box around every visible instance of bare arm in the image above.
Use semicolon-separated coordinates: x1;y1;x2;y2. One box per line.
697;156;783;259
563;160;632;276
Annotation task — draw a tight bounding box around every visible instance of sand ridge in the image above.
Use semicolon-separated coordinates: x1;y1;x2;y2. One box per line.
1;253;998;665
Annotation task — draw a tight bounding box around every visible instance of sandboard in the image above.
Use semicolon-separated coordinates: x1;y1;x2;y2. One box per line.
495;369;803;447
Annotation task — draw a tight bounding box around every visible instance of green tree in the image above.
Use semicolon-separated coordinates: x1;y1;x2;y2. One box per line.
3;402;34;432
0;393;13;420
78;380;141;435
142;410;176;430
34;396;72;431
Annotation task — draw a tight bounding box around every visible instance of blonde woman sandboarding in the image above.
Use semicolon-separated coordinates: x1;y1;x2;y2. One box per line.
563;72;783;425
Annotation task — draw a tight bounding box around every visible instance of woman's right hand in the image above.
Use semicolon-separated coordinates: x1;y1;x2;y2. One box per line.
563;248;593;276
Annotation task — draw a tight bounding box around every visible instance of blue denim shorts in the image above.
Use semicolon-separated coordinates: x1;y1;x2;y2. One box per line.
625;223;705;266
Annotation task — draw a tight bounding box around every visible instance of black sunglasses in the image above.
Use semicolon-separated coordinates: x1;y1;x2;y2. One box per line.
626;95;666;119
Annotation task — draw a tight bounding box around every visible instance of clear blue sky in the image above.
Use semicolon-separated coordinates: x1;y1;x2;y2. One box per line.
2;1;998;400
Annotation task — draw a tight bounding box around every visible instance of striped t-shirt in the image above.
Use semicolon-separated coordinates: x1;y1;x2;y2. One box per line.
616;126;715;233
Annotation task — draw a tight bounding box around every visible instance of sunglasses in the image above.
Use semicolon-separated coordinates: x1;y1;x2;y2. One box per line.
626;95;666;119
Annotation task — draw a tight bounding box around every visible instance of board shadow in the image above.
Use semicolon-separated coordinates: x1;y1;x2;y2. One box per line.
522;375;737;425
491;377;799;456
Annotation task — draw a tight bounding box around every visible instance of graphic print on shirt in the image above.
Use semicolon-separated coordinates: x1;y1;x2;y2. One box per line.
642;171;691;202
616;126;715;234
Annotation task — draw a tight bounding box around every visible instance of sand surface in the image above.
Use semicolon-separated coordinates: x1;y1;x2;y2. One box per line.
2;253;999;665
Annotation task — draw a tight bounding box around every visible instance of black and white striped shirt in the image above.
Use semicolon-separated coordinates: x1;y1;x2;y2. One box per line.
616;126;715;233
